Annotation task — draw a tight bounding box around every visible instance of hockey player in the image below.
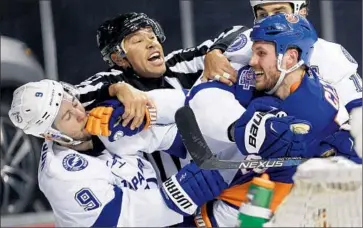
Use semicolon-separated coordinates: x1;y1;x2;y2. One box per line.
8;79;228;227
209;0;362;115
186;14;361;227
82;5;361;182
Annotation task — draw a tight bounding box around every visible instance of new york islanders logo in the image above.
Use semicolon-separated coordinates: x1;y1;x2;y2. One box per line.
285;14;299;24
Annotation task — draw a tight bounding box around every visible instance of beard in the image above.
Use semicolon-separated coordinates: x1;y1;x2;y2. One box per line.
255;68;280;92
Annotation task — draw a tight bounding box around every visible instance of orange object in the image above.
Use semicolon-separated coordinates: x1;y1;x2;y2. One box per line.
196;204;213;228
252;173;275;189
85;106;113;136
217;179;292;212
85;105;153;136
143;107;152;130
290;80;301;94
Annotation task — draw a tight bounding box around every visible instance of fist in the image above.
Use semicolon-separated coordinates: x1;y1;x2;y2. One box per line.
85;106;113;136
86;99;156;142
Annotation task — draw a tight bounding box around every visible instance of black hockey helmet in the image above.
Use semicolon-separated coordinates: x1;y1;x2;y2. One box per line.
96;12;166;66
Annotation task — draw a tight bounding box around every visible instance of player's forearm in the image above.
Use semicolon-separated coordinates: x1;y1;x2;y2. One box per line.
76;71;125;109
146;89;187;124
209;25;250;53
188;84;245;147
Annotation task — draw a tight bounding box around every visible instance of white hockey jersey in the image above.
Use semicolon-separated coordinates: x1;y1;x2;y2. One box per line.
223;27;362;112
38;89;187;227
38;127;183;227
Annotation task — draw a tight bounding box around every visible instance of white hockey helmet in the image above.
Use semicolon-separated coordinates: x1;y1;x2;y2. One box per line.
9;79;81;145
250;0;306;19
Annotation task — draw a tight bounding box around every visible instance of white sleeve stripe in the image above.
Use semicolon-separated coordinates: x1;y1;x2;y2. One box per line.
168;56;205;74
164;40;214;62
78;82;104;94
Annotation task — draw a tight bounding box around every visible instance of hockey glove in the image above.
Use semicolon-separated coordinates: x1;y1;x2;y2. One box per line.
321;129;362;164
234;98;311;159
160;162;228;216
86;99;156;142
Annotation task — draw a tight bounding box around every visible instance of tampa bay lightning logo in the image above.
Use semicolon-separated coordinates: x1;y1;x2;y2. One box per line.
227;33;247;52
62;154;88;172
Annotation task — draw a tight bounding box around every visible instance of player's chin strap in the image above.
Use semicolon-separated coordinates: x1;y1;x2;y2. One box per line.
42;128;83;146
265;54;304;95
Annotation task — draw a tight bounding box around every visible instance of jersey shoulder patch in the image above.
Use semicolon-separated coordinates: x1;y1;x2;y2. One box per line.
62;153;89;172
227;33;248;52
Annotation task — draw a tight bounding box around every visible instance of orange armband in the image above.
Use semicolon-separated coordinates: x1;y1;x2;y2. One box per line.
143;105;157;130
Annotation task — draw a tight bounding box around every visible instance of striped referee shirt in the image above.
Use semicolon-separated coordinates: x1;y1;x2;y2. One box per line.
76;25;249;183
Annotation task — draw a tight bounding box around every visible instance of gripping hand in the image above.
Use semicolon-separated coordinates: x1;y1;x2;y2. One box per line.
234;97;311;159
321;129;362;164
86;99;156;142
160;162;228;216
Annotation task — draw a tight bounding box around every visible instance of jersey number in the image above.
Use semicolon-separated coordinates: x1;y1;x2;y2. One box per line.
349;73;363;92
321;82;339;110
75;188;101;211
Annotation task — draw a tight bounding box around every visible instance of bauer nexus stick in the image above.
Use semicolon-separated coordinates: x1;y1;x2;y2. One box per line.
175;106;309;170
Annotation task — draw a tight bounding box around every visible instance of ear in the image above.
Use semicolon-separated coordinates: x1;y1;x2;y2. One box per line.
283;49;299;69
111;53;130;68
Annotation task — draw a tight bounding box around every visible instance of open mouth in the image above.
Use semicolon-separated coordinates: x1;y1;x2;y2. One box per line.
254;70;264;79
147;51;163;66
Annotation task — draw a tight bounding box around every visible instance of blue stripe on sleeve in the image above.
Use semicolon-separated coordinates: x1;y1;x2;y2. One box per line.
91;186;123;227
346;98;362;113
163;131;187;159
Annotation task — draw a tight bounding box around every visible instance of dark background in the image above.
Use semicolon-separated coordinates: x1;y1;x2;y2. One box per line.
1;0;362;83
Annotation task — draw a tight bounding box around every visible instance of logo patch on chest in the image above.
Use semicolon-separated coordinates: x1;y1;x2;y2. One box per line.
62;153;88;171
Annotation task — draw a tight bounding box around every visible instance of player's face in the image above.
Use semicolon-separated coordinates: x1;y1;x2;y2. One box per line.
123;27;166;78
255;3;294;21
53;93;90;141
249;41;280;91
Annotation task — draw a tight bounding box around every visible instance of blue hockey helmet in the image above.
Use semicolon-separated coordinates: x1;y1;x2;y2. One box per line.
250;13;318;94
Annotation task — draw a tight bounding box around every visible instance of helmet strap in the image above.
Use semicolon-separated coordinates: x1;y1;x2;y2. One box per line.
116;40;138;73
265;54;304;95
42;128;83;146
120;39;128;55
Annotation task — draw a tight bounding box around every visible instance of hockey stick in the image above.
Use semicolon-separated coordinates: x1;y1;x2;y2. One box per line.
175;106;308;170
